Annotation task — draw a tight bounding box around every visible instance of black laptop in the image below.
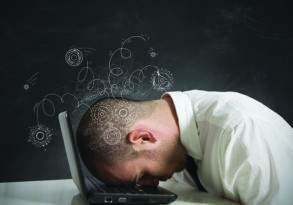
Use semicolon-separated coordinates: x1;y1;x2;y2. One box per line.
58;111;177;204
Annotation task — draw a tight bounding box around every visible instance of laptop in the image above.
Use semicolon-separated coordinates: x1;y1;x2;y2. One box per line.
58;111;177;204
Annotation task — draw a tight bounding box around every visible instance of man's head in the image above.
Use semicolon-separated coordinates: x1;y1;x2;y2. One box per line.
76;96;187;186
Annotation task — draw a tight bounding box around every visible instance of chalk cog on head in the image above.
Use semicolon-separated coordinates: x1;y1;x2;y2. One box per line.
90;103;112;124
102;127;121;145
114;101;137;125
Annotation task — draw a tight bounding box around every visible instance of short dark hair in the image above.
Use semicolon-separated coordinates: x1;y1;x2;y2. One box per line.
76;97;153;172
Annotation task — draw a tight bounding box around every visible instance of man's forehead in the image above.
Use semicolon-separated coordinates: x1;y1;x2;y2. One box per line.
96;160;138;184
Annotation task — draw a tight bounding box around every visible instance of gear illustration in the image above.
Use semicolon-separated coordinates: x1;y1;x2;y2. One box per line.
102;127;122;145
65;48;83;67
151;68;174;91
28;124;53;148
90;103;112;124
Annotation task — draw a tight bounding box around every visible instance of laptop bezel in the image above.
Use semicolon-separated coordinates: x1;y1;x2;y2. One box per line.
58;111;88;197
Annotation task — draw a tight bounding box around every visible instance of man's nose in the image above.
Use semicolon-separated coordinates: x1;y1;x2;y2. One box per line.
137;178;159;187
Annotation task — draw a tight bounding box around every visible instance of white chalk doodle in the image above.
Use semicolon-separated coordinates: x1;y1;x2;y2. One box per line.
33;92;91;124
102;126;122;145
90;102;112;124
87;78;108;94
65;48;84;67
114;101;137;125
148;48;158;58
30;35;175;151
75;60;110;99
151;68;174;91
24;72;39;90
80;47;96;56
105;35;175;97
107;35;149;97
77;61;95;83
28;124;53;149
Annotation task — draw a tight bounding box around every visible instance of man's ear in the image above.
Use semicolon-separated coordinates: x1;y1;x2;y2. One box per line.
127;129;157;147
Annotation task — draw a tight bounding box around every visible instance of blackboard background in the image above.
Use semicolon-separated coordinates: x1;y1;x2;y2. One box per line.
0;0;292;182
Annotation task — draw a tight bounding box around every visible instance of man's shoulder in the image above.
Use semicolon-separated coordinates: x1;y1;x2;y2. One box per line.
184;90;253;103
183;90;249;127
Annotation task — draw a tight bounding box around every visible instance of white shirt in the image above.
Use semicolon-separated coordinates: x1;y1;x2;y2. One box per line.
163;90;293;205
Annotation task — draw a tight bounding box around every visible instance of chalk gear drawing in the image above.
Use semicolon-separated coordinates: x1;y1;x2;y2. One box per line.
102;127;122;145
151;68;174;91
88;99;139;151
28;124;53;149
65;48;84;67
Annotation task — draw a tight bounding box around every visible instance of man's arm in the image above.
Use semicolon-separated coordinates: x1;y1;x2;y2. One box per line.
220;117;289;205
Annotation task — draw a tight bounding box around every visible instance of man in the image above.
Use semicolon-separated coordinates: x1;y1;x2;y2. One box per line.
76;90;293;205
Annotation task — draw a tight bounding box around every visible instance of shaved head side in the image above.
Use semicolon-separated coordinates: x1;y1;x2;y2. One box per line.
76;98;153;172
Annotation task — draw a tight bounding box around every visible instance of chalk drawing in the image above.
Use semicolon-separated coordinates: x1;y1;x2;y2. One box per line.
148;47;158;58
90;102;112;124
151;68;174;91
28;124;53;149
102;126;122;145
65;48;83;67
29;35;175;150
24;72;39;90
33;92;91;124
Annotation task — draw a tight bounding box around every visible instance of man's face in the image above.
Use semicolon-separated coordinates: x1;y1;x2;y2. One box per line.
95;146;186;186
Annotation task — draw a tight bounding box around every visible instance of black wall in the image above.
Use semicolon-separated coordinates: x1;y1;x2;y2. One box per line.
0;0;292;182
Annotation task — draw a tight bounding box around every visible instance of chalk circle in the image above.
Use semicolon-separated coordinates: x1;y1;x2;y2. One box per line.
120;48;132;59
36;131;45;141
24;84;30;90
91;104;112;123
65;48;83;67
28;124;53;148
103;127;121;145
118;108;128;118
77;67;89;82
114;101;136;125
41;98;56;117
110;67;123;77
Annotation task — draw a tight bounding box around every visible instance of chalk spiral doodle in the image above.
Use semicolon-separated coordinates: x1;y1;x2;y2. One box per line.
28;124;53;149
65;48;83;67
102;127;122;145
107;35;148;97
33;92;91;125
151;68;174;91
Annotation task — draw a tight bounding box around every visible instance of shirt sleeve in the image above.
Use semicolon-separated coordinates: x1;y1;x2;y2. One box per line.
220;117;278;205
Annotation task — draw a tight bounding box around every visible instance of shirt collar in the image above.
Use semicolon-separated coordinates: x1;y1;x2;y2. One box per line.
162;91;203;160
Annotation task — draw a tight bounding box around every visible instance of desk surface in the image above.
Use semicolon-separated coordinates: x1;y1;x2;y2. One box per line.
0;179;239;205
